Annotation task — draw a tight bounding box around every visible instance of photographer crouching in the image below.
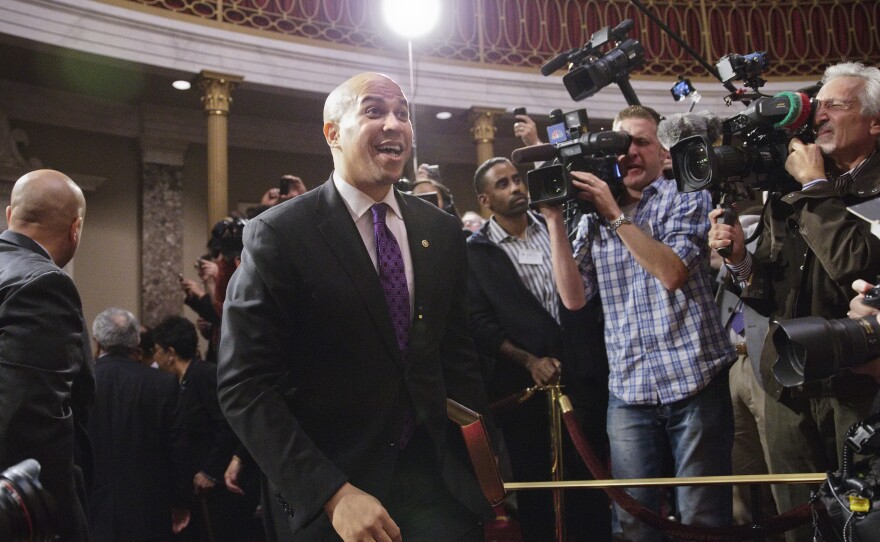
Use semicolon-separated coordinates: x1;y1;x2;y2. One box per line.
709;61;880;542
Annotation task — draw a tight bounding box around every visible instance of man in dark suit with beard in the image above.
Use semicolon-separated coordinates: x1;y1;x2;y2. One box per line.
218;72;493;542
0;169;95;541
86;308;191;541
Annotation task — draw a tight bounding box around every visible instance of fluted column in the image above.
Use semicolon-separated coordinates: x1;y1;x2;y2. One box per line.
469;107;506;166
198;70;243;232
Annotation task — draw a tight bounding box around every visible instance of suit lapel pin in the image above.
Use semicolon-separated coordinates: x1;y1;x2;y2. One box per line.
421;240;429;248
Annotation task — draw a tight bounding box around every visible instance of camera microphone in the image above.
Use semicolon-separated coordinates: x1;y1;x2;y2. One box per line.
657;111;723;150
541;48;577;76
512;144;557;164
610;19;635;40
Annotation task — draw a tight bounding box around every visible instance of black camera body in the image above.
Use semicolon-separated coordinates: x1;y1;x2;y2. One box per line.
0;459;56;541
526;131;630;212
671;89;816;201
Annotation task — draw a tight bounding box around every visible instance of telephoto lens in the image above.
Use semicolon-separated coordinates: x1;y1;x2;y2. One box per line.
0;459;57;542
772;316;880;387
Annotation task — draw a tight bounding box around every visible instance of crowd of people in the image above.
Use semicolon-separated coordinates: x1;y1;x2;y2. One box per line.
2;59;880;542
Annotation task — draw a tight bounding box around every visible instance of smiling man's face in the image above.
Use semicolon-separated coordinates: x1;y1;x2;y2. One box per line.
323;73;413;198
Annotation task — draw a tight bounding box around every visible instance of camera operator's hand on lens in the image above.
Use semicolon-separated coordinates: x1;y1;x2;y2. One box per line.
708;208;746;264
570;170;621;222
514;114;541;146
526;355;562;386
324;482;402;542
785;138;826;186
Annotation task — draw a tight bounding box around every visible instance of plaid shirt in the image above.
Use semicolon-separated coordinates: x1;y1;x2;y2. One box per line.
573;178;735;405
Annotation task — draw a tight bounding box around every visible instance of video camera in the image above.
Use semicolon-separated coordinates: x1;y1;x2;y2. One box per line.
540;19;645;105
511;125;630;211
670;51;819;201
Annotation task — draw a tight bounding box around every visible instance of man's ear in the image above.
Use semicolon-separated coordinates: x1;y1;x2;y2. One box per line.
868;116;880;137
477;193;489;209
323;121;340;148
69;217;82;244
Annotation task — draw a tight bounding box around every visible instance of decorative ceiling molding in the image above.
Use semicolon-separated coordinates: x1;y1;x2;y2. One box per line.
0;0;816;122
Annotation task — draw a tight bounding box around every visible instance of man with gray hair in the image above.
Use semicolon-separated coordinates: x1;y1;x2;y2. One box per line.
709;61;880;541
86;308;191;541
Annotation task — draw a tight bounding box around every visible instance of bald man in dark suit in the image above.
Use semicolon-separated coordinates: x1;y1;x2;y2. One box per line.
0;169;95;541
218;72;493;541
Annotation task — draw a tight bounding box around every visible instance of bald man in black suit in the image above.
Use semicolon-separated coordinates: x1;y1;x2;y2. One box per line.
218;72;493;541
0;169;95;541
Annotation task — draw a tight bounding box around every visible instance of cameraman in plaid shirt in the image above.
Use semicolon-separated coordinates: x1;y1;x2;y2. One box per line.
542;105;736;541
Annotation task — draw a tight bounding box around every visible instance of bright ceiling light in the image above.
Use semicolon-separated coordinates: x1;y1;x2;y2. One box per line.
435;111;452;120
382;0;441;39
172;80;191;90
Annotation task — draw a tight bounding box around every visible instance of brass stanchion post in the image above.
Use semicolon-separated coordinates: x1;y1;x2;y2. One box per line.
547;384;566;542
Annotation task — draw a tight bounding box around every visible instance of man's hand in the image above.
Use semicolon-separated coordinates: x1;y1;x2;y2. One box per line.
708;208;747;265
280;176;307;201
172;508;191;534
785;138;826;186
180;278;205;300
193;471;216;496
324;483;401;542
569;170;621;222
514;114;541;147
849;280;880;319
224;455;245;495
848;280;880;382
526;356;562;386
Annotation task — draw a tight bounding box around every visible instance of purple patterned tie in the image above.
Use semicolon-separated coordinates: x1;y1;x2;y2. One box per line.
371;203;415;447
371;203;411;353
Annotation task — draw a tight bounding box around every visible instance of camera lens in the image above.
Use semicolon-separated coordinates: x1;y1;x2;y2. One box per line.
684;143;711;184
0;460;56;542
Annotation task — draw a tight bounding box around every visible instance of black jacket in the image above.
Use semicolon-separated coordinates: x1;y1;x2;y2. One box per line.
0;229;95;542
218;179;493;539
467;219;608;399
86;354;190;541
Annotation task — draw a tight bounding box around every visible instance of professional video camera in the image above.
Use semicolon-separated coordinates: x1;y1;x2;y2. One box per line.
511;112;630;212
815;411;880;542
540;19;645;106
670;51;819;201
0;459;57;541
772;284;880;387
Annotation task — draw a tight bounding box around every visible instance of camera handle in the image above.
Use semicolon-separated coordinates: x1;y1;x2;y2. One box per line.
616;76;642;107
716;204;738;259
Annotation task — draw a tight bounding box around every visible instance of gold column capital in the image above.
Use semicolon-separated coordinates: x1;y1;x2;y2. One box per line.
198;70;244;116
468;107;507;144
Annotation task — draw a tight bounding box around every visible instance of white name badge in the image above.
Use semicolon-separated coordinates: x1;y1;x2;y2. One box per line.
518;249;544;265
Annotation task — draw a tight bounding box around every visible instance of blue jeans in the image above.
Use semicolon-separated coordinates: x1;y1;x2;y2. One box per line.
607;370;733;542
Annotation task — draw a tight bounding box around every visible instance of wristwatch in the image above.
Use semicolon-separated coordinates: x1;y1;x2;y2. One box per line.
608;213;632;232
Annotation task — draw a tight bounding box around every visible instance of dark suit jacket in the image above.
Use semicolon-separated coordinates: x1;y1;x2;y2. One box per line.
218;177;493;539
179;360;238;481
0;229;95;542
86;354;190;541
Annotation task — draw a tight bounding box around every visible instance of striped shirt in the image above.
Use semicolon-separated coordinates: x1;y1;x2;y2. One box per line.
573;178;735;405
486;212;560;324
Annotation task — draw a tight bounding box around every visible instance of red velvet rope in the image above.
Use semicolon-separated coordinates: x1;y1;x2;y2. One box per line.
560;407;817;541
